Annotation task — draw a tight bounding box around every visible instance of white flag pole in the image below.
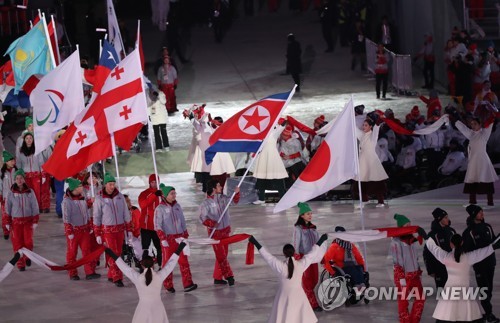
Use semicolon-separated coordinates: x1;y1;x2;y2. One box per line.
351;95;368;270
110;134;121;190
87;165;95;198
135;20;160;185
208;85;297;239
50;14;61;64
41;13;57;69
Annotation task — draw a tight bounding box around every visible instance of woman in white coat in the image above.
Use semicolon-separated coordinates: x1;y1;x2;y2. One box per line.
104;243;185;323
354;118;389;207
455;117;498;206
248;234;328;323
252;122;289;204
148;91;170;152
425;234;500;322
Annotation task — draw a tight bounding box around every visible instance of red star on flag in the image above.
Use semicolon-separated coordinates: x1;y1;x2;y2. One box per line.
242;108;268;131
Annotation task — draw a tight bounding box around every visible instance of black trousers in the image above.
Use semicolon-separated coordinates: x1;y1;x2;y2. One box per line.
291;72;301;89
474;265;495;315
141;229;162;266
153;124;169;150
423;60;435;88
375;73;388;98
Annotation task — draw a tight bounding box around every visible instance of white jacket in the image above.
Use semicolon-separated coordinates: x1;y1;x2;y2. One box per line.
148;96;168;126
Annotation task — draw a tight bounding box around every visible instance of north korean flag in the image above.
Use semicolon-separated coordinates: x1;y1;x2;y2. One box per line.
205;89;295;164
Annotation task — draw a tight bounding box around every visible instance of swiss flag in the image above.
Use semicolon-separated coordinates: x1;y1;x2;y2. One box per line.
205;89;295;164
43;48;147;180
274;98;359;213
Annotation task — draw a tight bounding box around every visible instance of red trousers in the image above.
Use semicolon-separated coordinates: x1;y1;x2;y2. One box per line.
11;217;34;269
161;235;194;289
268;0;279;12
66;230;95;277
25;172;51;210
103;231;125;282
302;263;319;308
209;227;234;280
160;84;178;113
1;200;9;237
394;266;425;323
447;71;456;96
88;230;100;268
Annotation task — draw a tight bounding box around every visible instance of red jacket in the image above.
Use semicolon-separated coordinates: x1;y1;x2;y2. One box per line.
138;188;160;230
130;206;141;237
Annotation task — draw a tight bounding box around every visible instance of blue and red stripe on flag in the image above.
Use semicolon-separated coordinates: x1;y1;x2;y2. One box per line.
205;90;294;164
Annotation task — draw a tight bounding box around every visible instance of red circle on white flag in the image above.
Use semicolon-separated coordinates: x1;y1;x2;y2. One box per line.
238;105;270;135
300;141;331;182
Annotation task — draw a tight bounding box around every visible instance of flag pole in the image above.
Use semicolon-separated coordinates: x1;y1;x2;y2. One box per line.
88;165;95;198
110;134;121;190
135;20;160;184
41;13;57;69
351;95;368;270
50;14;61;64
208;85;297;239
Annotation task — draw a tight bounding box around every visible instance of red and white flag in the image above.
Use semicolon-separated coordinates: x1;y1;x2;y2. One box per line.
43;48;147;180
31;50;85;155
274;98;358;213
327;226;421;243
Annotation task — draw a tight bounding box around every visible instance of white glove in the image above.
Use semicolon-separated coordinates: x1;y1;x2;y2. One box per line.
68;234;74;240
127;231;134;243
96;236;103;245
5;224;10;231
161;240;169;247
89;229;93;234
32;223;38;230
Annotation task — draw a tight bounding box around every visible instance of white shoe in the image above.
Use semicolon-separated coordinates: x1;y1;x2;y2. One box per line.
155;149;163;153
354;202;365;209
252;200;265;205
164;147;170;152
375;203;385;208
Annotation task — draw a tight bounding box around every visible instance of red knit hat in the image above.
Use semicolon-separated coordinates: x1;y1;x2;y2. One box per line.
149;174;157;183
411;105;420;116
282;125;293;138
314;115;325;125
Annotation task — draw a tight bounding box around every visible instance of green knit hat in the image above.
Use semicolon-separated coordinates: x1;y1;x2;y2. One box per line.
103;173;116;184
297;202;312;215
14;168;25;178
394;213;411;227
66;178;82;191
2;150;14;162
25;116;33;128
160;183;175;196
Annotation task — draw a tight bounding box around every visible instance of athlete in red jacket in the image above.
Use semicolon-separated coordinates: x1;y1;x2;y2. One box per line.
138;174;162;265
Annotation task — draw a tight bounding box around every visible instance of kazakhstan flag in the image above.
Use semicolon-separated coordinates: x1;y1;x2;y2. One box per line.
4;21;53;94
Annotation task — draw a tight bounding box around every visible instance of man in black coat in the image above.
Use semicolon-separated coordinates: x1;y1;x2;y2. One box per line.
462;204;499;323
423;208;456;288
286;33;302;92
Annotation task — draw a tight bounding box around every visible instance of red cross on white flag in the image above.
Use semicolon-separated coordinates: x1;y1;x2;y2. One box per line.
43;48;147;180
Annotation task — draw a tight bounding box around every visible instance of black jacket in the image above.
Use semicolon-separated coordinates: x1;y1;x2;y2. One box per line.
423;220;456;276
462;219;496;269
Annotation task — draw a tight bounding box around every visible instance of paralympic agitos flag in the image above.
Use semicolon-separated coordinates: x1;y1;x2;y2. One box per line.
205;89;295;164
31;50;85;156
